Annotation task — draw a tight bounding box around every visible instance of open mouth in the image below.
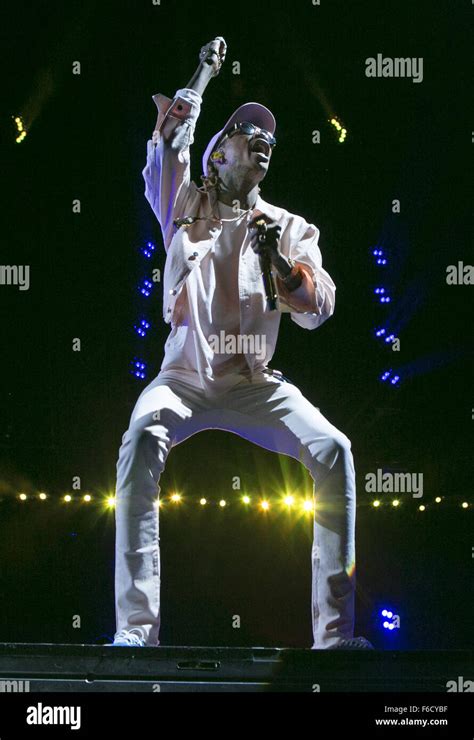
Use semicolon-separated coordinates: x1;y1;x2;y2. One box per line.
250;138;271;159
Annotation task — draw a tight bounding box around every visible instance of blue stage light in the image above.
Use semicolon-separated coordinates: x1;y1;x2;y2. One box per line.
375;328;386;337
378;609;400;632
139;279;153;297
141;242;156;259
380;608;399;630
134;318;151;337
380;371;401;386
384;334;396;343
375;287;391;302
372;249;388;265
130;358;147;380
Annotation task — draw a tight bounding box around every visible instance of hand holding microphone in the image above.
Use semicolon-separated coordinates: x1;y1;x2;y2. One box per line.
248;215;304;306
248;217;282;264
199;37;227;77
248;215;282;311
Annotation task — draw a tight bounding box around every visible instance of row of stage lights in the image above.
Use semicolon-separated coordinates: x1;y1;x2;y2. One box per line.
130;241;158;381
11;493;314;512
13;115;27;143
329;117;347;143
370;497;470;511
371;246;402;387
9;492;471;512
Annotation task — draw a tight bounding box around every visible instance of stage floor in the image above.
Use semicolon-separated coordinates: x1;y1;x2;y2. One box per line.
0;643;471;692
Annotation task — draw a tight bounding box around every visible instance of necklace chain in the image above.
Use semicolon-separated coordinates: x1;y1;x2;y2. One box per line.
216;201;255;223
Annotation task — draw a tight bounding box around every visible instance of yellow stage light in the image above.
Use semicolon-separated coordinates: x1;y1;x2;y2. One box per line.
373;500;381;507
461;502;468;509
302;500;314;512
260;500;270;511
199;498;207;506
283;495;295;507
15;122;27;143
170;493;181;503
419;505;426;511
219;499;226;508
83;494;92;502
64;495;72;503
106;496;116;508
18;493;27;501
392;499;400;507
435;497;442;503
242;495;251;504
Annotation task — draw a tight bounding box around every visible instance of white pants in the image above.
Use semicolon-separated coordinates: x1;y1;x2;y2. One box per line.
114;370;356;648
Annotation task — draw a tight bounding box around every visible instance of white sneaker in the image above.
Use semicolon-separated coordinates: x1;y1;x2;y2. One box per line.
104;629;147;647
328;636;374;650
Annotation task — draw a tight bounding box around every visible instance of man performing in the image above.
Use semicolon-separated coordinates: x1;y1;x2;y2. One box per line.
110;37;372;649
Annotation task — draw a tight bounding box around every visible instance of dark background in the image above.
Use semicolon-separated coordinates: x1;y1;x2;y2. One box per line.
0;0;472;648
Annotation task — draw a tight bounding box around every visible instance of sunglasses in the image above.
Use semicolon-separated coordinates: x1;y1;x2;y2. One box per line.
224;121;277;148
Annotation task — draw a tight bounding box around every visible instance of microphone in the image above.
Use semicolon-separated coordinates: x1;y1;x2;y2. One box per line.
254;218;278;311
202;39;225;74
173;210;278;311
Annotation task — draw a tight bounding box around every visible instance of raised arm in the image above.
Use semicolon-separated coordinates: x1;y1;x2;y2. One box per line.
142;37;227;250
186;37;227;95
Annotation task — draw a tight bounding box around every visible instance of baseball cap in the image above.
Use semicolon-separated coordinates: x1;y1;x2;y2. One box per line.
201;102;276;177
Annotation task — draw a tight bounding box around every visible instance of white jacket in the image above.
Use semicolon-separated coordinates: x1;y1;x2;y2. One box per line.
142;87;336;375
